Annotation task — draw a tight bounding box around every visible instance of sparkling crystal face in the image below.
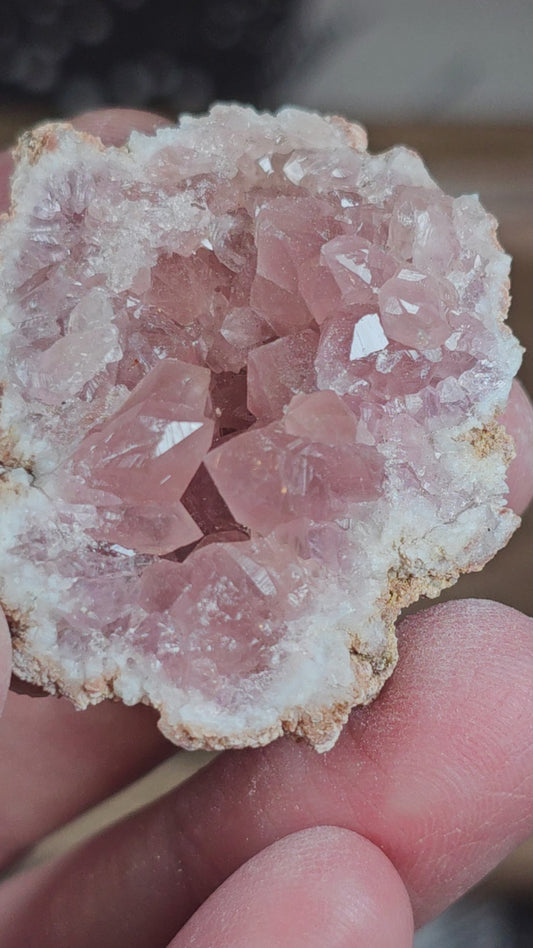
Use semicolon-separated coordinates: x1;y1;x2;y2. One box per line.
0;107;522;751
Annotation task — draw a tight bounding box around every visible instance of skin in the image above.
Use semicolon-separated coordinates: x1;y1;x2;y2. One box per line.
0;110;532;947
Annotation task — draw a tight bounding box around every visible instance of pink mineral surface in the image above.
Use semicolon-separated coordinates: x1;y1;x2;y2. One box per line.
0;106;522;751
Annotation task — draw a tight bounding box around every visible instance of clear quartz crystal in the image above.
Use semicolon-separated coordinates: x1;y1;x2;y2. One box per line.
0;105;522;752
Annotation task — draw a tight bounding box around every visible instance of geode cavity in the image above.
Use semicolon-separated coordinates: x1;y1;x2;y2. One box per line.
0;106;522;750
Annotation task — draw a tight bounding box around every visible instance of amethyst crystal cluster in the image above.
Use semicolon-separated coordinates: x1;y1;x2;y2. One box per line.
0;106;521;750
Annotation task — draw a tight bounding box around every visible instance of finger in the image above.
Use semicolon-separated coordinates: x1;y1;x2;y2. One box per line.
0;608;11;716
71;108;170;146
2;600;532;947
0;692;171;870
171;827;414;948
500;378;533;514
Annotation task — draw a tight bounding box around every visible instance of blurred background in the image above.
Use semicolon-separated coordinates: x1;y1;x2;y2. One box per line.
0;0;532;121
1;1;532;944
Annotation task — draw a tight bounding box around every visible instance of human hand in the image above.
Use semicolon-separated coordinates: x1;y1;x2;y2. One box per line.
0;110;532;947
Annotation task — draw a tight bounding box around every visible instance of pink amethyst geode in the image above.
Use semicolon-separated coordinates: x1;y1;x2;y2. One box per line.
0;106;522;751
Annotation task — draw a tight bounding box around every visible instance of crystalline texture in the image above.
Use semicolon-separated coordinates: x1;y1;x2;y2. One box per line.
0;106;522;752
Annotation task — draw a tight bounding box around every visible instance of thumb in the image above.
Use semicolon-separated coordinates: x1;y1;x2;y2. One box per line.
169;826;414;948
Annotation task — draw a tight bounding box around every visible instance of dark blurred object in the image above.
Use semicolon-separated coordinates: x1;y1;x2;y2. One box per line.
0;0;301;115
415;896;533;947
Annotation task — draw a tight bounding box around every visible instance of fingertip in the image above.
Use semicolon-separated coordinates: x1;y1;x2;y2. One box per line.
171;826;414;948
398;597;533;660
394;598;533;718
0;607;12;715
500;379;533;514
71;108;171;147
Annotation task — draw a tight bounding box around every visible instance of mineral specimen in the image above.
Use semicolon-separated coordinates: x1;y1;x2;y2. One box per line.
0;106;522;751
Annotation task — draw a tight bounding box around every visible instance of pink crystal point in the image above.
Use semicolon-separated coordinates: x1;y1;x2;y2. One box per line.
67;359;213;503
27;288;122;405
247;328;319;421
99;501;202;556
321;234;397;306
283;390;359;446
378;268;453;349
205;418;384;534
58;359;214;552
387;186;459;273
0;105;522;754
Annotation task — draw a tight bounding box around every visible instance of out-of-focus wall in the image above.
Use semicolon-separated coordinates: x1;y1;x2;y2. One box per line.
276;0;533;121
